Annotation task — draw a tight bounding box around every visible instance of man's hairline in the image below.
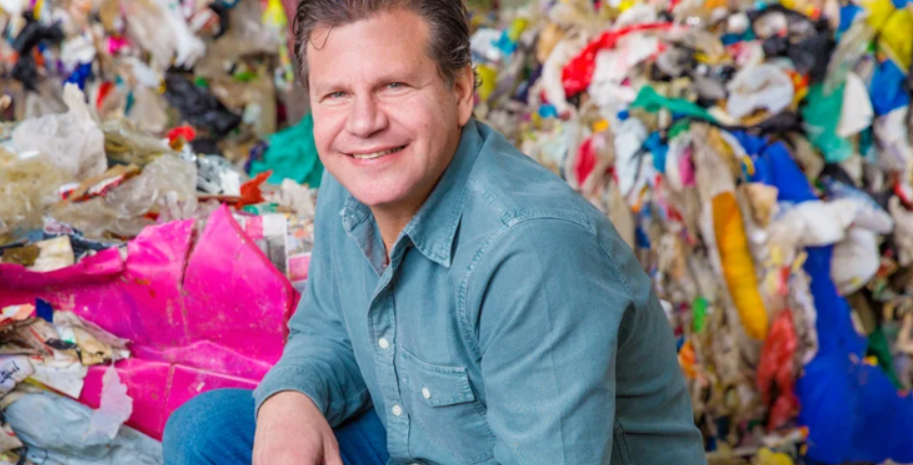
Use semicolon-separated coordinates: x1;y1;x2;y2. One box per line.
298;7;465;94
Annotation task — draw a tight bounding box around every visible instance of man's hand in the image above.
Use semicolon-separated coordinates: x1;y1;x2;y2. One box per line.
253;391;343;465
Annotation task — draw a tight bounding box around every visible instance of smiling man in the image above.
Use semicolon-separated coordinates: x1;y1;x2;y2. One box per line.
162;1;705;464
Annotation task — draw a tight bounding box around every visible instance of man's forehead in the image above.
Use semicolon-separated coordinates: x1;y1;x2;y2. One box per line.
307;12;436;88
307;9;430;57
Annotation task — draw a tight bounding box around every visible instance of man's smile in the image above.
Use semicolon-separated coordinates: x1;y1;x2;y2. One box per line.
345;145;407;160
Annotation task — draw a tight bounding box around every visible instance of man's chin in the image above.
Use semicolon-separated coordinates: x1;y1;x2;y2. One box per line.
348;187;412;210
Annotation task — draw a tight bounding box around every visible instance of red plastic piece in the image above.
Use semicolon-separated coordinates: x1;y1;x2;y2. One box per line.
757;308;800;430
561;23;675;97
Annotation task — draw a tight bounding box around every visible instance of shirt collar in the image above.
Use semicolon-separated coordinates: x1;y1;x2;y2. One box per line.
340;119;485;268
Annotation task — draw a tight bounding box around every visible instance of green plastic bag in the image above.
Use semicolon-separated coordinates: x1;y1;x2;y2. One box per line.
250;113;324;188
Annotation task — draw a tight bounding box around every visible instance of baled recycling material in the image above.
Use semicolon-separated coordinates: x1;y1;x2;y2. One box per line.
3;0;913;463
469;0;913;463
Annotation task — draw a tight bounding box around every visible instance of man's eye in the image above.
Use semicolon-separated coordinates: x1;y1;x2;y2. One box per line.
328;91;347;99
387;82;405;89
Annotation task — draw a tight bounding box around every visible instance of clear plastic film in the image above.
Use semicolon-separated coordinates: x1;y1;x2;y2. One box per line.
52;155;198;239
0;151;69;240
10;83;106;182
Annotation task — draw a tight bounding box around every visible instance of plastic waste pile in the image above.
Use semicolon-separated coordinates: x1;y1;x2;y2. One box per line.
0;301;163;465
1;0;321;462
470;0;913;463
5;0;913;463
0;0;323;259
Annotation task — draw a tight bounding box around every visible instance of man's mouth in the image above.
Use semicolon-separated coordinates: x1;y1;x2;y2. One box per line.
347;145;407;160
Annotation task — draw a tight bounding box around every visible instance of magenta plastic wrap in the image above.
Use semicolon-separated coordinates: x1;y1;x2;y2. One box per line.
0;205;299;440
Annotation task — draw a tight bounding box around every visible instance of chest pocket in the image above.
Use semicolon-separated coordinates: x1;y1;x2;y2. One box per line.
399;348;496;464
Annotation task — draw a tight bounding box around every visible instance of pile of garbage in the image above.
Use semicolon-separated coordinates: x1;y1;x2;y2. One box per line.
471;0;913;463
0;300;163;464
0;0;322;270
5;0;913;463
1;0;319;463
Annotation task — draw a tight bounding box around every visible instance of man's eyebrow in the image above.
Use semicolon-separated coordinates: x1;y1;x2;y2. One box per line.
312;81;346;96
370;67;424;86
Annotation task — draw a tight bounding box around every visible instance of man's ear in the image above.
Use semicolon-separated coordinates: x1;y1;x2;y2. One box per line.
455;66;476;127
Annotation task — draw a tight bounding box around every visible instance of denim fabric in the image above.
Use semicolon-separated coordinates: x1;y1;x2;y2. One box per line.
163;388;388;465
254;119;706;465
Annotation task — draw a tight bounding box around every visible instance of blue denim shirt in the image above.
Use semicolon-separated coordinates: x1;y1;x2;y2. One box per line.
253;120;706;465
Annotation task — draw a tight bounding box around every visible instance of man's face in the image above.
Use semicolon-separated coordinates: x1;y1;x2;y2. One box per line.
307;9;474;210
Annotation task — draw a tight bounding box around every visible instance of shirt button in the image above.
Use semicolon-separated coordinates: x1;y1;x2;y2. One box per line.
422;388;431;399
392;404;403;416
378;338;390;349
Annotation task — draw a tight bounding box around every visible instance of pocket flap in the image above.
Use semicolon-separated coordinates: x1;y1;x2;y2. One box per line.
401;349;476;407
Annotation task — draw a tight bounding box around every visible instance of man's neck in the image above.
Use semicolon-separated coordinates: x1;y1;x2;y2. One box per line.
372;201;422;263
372;162;451;262
371;126;464;262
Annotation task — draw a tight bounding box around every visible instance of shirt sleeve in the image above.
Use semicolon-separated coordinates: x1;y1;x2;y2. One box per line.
252;187;370;427
467;218;637;464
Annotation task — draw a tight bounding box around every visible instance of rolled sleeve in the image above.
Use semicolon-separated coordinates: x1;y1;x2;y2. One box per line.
253;185;370;427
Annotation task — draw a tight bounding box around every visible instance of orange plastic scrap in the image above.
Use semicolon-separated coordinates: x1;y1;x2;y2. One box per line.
711;191;769;340
757;309;800;431
678;339;697;379
235;171;271;209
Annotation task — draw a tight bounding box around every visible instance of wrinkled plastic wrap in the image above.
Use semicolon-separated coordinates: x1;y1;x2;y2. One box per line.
101;121;177;166
0;205;297;439
52;155;197;239
0;152;68;238
10;84;106;181
4;390;162;465
121;0;206;71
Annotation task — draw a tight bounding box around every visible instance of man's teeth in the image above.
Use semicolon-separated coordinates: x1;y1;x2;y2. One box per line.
351;146;403;160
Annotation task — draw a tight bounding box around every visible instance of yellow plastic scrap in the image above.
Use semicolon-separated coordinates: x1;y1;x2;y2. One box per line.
507;18;528;42
712;192;769;340
262;0;288;29
33;0;45;19
878;8;913;71
781;0;822;19
863;0;913;70
756;448;795;465
618;0;637;12
864;0;896;29
476;64;498;102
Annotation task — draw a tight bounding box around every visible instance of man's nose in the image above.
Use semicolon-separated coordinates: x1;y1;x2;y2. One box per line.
345;94;388;138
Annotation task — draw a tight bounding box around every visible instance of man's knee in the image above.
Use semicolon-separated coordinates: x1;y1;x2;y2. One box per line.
163;388;254;465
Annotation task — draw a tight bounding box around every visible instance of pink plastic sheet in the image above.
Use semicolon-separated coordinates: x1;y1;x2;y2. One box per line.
0;205;299;439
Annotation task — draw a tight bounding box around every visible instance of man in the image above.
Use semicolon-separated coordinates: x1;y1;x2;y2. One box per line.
163;1;706;464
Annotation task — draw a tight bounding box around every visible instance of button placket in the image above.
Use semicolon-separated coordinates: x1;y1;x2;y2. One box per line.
369;271;409;459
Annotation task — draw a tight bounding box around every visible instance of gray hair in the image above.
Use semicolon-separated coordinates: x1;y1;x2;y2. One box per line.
292;0;474;92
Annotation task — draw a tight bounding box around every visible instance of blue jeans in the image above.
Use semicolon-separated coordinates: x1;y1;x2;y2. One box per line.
163;389;389;465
